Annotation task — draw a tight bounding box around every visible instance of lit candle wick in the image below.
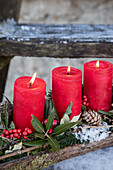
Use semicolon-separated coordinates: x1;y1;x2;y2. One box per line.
29;82;32;88
67;66;70;75
96;61;99;69
29;72;37;88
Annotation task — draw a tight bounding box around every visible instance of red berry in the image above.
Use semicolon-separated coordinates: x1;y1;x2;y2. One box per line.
10;134;14;138
25;127;29;131
27;129;32;134
84;98;88;102
17;129;21;133
86;102;89;107
83;95;87;99
13;129;18;133
5;130;9;135
83;102;86;106
6;135;10;139
23;136;28;139
17;135;20;139
53;119;59;126
1;134;5;137
48;128;53;134
23;131;28;136
9;129;13;134
14;133;19;138
42;119;47;125
3;129;6;134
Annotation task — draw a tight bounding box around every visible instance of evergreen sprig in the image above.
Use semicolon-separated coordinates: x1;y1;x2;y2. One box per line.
23;106;76;152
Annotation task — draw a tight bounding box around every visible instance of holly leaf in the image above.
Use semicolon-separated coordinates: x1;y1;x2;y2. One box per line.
4;104;8;128
53;122;76;135
98;110;113;118
60;114;70;124
9;121;15;129
46;108;54;131
3;94;13;108
23;139;46;146
64;101;72;117
70;114;81;123
13;142;22;151
31;115;44;134
53;105;59;120
48;136;60;152
35;133;45;139
0;137;3;147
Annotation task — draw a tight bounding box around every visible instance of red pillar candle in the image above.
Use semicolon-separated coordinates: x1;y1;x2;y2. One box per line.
13;73;46;131
84;60;112;111
52;66;82;120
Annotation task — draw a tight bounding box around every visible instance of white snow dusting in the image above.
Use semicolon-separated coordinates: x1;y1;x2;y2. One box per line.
74;122;109;143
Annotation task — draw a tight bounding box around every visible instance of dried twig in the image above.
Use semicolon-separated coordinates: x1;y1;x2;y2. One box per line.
0;143;48;161
82;124;113;129
72;124;113;133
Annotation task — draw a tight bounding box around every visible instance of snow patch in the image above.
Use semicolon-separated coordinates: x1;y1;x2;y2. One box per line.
74;122;109;143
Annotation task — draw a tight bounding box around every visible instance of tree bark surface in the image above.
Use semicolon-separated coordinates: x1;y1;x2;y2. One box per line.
0;133;113;170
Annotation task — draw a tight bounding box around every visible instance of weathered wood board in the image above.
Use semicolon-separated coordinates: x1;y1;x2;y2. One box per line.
1;24;113;58
0;133;113;170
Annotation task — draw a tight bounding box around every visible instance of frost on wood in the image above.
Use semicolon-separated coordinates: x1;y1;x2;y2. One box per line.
1;19;113;43
74;122;109;143
1;20;113;57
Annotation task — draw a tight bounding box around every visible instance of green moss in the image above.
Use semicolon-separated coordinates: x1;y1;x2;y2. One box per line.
55;131;77;149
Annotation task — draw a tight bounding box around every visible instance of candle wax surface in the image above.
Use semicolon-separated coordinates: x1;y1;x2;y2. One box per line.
13;76;46;131
52;66;82;120
84;60;112;111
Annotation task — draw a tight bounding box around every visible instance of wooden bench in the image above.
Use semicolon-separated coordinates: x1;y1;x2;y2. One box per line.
0;23;113;102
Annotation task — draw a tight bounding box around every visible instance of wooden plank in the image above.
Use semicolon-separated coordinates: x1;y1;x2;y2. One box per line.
1;24;113;58
0;133;113;169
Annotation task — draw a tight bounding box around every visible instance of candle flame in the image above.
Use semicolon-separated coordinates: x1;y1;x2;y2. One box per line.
67;66;71;74
96;61;99;69
29;73;37;87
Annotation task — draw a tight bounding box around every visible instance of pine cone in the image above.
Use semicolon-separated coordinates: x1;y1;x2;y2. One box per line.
0;100;13;125
82;110;101;126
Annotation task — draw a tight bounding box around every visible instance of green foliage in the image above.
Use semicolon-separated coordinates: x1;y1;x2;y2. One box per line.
35;133;45;139
47;136;60;152
0;137;3;147
31;115;44;133
29;102;76;152
9;121;15;129
1;104;8;128
3;94;13;108
0;101;14;130
46;108;54;131
98;110;113;118
53;122;76;135
44;89;53;118
0;97;78;155
55;131;77;149
23;139;46;147
53;105;59;120
81;104;86;114
64;101;72;117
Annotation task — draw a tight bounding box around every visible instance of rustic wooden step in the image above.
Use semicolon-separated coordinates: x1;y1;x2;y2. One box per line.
1;24;113;58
